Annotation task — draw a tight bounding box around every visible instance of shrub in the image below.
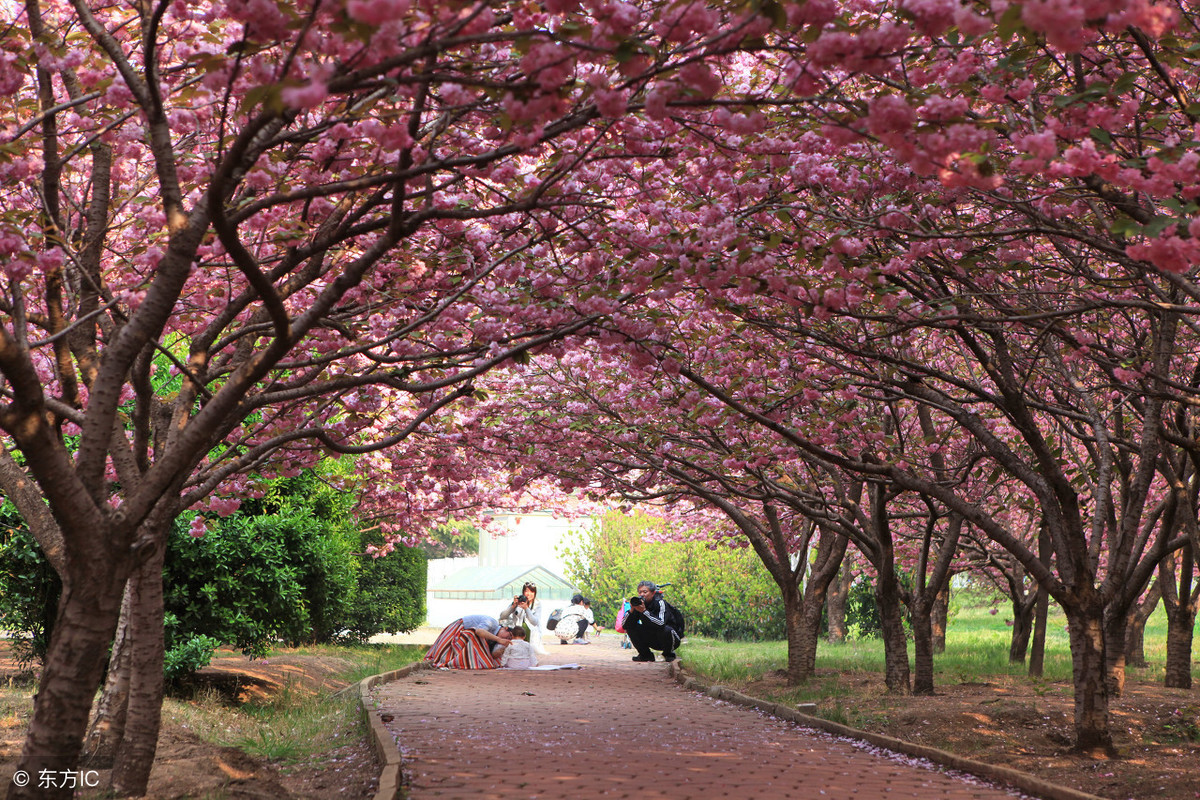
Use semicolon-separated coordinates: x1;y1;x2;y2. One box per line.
164;513;319;658
342;529;426;641
0;464;426;677
163;631;222;687
0;515;59;666
560;510;787;641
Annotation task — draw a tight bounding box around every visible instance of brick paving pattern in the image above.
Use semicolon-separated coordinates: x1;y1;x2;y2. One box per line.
374;634;1031;800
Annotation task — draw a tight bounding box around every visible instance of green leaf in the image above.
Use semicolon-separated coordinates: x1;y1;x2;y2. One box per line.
1111;72;1139;96
1143;215;1177;237
1108;218;1140;237
996;4;1025;42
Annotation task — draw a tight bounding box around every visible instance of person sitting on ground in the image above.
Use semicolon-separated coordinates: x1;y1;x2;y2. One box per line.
624;581;683;663
499;625;538;669
554;593;598;645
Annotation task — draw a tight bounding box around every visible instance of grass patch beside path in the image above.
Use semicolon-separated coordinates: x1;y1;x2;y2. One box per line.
163;643;425;763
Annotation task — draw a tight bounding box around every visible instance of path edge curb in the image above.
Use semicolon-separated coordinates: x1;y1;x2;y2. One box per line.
357;659;432;800
666;661;1106;800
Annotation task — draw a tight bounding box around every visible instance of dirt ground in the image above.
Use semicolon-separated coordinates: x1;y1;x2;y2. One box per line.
742;667;1200;800
0;651;379;800
1;652;1197;799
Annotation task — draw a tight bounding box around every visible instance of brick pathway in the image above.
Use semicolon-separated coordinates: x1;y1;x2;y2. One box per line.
373;633;1034;800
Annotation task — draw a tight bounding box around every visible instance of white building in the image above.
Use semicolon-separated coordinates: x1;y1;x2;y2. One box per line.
424;510;595;627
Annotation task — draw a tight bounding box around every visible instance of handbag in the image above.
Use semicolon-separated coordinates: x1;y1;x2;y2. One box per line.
614;600;630;633
546;608;563;630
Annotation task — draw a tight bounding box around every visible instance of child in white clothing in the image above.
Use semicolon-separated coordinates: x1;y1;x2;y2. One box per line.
499;626;538;669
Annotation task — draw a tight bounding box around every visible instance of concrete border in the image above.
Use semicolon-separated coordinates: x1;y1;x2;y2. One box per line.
667;662;1105;800
356;660;431;800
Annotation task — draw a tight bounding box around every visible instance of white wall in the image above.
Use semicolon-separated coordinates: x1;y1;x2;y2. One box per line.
424;598;513;628
423;511;595;627
480;511;593;576
426;556;477;586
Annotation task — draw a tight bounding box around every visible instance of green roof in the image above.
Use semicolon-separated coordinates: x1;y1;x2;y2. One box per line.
430;564;576;601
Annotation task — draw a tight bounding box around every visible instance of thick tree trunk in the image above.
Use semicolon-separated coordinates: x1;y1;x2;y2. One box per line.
1123;581;1161;669
826;564;852;643
1028;585;1048;677
910;596;934;695
782;583;809;685
789;532;848;682
1009;595;1035;664
931;581;950;654
11;564;128;800
1029;526;1052;678
794;591;823;681
1163;609;1195;689
875;572;911;694
111;541;166;796
1065;600;1115;757
1161;542;1196;689
82;584;135;768
1102;609;1128;698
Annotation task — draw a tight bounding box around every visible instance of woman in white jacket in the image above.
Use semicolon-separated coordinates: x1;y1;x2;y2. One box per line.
499;582;548;654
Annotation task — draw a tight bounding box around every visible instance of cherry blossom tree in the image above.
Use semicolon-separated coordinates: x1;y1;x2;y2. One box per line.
580;0;1200;753
0;0;810;793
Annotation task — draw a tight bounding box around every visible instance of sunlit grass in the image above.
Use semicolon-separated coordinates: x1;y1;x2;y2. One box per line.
683;601;1199;700
0;683;33;732
162;643;425;763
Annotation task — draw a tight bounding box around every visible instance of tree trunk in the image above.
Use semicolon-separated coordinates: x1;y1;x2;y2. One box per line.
868;485;909;694
1124;580;1161;669
1009;595;1035;664
1028;525;1052;679
82;583;135;769
1028;585;1048;677
1102;607;1128;698
111;539;167;796
790;531;848;682
1163;607;1195;689
910;595;934;695
1065;600;1115;757
931;581;950;654
11;563;128;800
1162;542;1196;689
826;564;852;643
875;570;910;694
782;582;809;685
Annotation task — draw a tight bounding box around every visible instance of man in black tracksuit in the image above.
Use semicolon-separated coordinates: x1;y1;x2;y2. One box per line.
624;581;681;663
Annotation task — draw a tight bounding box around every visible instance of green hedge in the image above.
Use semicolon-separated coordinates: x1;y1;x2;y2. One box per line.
560;510;787;641
0;465;426;682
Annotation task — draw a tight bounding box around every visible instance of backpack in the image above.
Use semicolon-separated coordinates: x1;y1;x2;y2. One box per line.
546;608;562;631
663;600;685;638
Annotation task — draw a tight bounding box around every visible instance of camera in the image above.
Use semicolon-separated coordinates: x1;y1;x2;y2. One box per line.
630;596;643;606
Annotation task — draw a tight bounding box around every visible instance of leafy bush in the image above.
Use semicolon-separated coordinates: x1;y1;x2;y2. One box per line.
165;467;426;658
163;631;222;687
342;529;426;641
0;463;425;680
164;512;329;658
560;510;787;641
838;573;915;640
844;576;883;639
0;514;59;666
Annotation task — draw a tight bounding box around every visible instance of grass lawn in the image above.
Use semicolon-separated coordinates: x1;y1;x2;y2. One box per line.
681;603;1198;719
162;643;426;762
